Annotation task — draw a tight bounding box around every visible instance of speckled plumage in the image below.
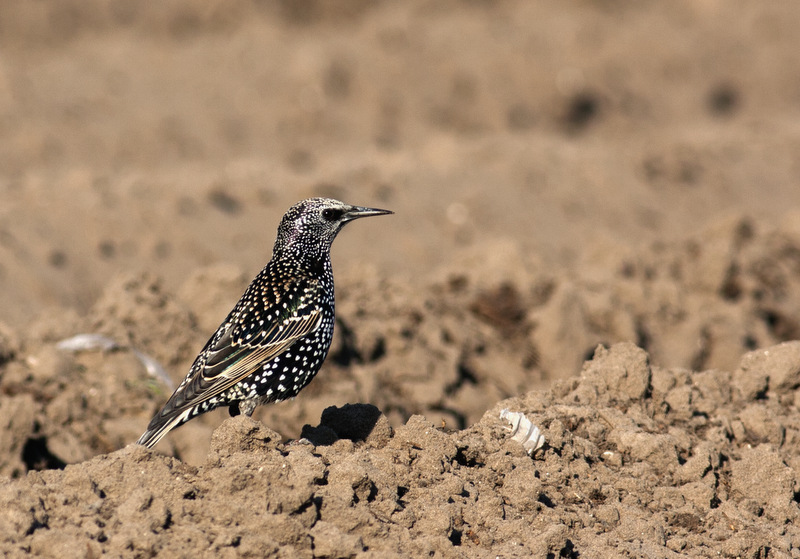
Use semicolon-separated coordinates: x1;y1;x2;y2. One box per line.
136;198;392;449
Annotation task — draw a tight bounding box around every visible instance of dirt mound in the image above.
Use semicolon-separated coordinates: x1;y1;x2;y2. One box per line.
1;219;800;556
2;341;799;557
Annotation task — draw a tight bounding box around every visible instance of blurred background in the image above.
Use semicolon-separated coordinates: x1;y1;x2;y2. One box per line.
2;0;799;324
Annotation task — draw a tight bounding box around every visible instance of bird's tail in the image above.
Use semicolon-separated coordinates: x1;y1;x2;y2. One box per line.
136;408;193;449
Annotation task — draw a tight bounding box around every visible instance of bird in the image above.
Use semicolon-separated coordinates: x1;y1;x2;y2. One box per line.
136;197;392;449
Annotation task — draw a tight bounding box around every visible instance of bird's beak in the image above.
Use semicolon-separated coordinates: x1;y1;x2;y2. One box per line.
344;205;394;221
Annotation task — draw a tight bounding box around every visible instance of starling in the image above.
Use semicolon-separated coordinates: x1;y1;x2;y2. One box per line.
136;197;392;449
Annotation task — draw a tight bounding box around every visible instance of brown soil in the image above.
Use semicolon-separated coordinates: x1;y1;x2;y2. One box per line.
2;1;800;557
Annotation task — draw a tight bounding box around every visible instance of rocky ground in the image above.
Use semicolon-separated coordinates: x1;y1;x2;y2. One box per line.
1;1;800;557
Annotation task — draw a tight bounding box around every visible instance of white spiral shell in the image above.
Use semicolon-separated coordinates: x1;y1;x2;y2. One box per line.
499;409;545;455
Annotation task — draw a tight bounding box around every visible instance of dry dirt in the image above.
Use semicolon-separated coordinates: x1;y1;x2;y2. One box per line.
2;1;800;557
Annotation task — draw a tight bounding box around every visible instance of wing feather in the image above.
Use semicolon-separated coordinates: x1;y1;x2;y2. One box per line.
177;308;321;407
143;278;324;432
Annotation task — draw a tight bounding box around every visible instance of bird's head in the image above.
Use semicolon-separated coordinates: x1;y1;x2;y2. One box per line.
274;197;393;260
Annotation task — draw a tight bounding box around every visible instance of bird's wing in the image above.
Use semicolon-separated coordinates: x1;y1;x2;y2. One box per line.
157;279;324;416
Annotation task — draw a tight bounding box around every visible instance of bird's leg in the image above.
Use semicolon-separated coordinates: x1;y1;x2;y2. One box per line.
238;399;258;417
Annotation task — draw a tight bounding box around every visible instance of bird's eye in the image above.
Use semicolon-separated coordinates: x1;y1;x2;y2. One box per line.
322;208;344;221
